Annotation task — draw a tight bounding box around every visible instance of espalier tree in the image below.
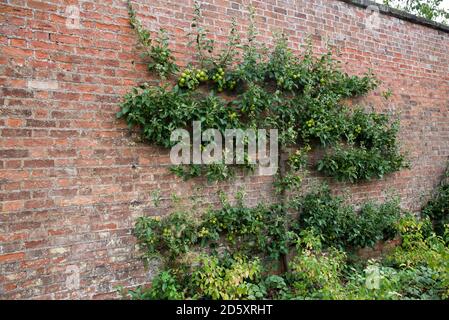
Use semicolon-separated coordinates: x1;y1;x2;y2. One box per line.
118;0;408;275
118;1;407;191
116;2;449;301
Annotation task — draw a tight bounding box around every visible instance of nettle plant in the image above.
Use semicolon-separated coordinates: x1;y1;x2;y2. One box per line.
118;1;408;188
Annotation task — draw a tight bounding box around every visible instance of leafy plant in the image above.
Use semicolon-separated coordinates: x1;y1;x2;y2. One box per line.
261;275;291;299
201;202;294;260
294;185;401;249
127;1;178;78
317;109;407;182
119;2;407;184
382;215;449;299
191;254;262;300
134;211;198;261
422;164;449;235
127;198;448;300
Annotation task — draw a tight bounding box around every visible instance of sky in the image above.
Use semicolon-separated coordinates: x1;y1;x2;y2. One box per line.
443;0;449;10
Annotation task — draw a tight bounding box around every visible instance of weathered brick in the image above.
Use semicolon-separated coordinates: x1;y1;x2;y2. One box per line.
274;7;287;15
0;149;29;158
1;88;33;98
1;129;32;137
0;191;30;201
0;252;25;263
26;119;57;128
23;160;54;168
5;119;25;127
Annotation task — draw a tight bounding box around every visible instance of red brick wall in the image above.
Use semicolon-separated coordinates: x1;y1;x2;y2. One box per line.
1;0;448;299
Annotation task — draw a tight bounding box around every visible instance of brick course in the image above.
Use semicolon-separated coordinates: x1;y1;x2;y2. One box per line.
0;0;448;299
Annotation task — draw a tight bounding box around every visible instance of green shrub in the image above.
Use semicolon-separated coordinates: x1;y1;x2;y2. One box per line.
395;266;445;300
317;110;407;182
134;200;295;264
118;86;194;148
289;229;347;299
318;144;406;183
190;254;262;300
354;200;401;247
134;211;198;260
261;275;291;299
119;2;407;184
295;186;355;249
422;169;449;236
295;185;401;250
202;203;294;260
384;216;449;299
344;262;404;300
121;270;184;300
128;211;448;300
128;188;448;301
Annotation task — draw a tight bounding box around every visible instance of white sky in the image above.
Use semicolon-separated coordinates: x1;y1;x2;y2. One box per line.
443;0;449;10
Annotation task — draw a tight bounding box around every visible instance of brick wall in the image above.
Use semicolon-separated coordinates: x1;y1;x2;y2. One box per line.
1;0;448;299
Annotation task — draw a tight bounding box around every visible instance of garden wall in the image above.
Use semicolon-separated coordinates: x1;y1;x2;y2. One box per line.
0;0;448;299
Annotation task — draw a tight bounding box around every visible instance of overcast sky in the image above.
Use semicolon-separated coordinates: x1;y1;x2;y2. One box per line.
443;0;449;10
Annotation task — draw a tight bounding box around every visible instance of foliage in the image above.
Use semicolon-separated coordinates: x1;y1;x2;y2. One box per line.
127;193;448;300
137;185;405;268
382;215;449;299
127;270;184;300
422;165;449;235
134;198;294;262
382;0;449;24
118;86;192;148
204;202;295;260
294;185;401;249
260;275;290;299
191;254;262;300
127;1;178;78
274;146;310;194
288;229;347;299
119;2;407;184
317;109;407;182
355;200;401;246
134;211;198;260
340;253;446;300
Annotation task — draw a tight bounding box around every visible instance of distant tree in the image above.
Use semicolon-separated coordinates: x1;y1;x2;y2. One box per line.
382;0;449;23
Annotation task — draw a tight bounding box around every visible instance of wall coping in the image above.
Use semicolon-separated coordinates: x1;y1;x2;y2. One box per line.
338;0;449;33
